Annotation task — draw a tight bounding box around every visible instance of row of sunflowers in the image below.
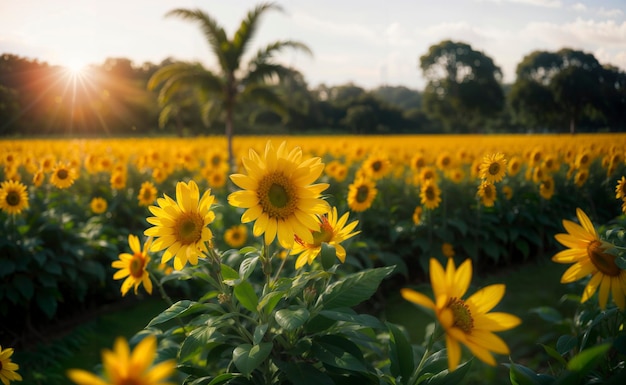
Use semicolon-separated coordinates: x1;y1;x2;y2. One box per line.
1;134;626;384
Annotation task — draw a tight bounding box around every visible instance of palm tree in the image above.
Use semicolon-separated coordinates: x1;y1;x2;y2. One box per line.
148;2;312;170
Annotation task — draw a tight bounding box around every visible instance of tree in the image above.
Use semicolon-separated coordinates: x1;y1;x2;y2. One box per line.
419;40;504;133
510;48;606;133
147;2;312;170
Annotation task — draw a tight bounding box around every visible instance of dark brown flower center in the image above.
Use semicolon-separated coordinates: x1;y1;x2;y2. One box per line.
129;253;146;278
425;186;435;200
57;169;68;180
6;191;20;206
448;297;474;333
488;163;500;175
588;240;620;276
176;212;204;245
257;172;297;219
356;185;370;203
372;161;382;172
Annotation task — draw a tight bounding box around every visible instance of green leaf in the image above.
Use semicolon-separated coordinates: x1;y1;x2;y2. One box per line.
258;290;285;314
275;307;310;331
447;218;468;236
320;243;337;270
555;335;577;355
253;324;268;345
310;337;367;372
208;373;241;385
36;290;57;318
239;256;259;281
232;343;273;377
319;309;385;329
13;274;34;300
539;344;567;367
387;322;414;381
566;343;611;372
423;359;472;385
147;300;195;327
506;362;554;385
234;280;258;313
179;326;223;363
317;266;394;309
221;263;240;286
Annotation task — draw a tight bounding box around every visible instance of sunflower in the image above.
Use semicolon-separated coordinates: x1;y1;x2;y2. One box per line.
90;197;107;214
145;180;215;270
67;335;176;385
507;156;522;177
228;141;330;249
442;243;455;259
479;153;507;183
224;224;248;248
553;208;626;310
0;180;29;215
574;169;589;188
419;166;438;184
347;176;378;212
420;180;441;210
110;170;127;190
575;150;592;169
410;152;427;172
412;206;423;225
539;177;555;200
615;176;626;200
112;235;153;296
50;162;77;189
477;181;496;207
0;345;22;385
137;181;158;207
291;207;360;269
502;185;513;200
436;151;454;171
401;258;521;371
361;153;391;180
32;169;44;187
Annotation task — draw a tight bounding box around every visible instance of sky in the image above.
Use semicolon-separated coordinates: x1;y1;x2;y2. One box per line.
1;0;625;90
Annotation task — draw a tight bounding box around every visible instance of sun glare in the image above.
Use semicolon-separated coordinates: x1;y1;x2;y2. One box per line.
65;58;89;76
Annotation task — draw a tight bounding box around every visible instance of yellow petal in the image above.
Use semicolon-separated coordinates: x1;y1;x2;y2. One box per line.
611;276;625;310
561;261;595;283
552;248;587;263
400;288;436;310
466;329;510;355
466;284;505;315
66;369;109;385
453;259;472;298
445;335;462;372
576;208;598;239
474;312;521;331
582;271;603;303
598;274;611;309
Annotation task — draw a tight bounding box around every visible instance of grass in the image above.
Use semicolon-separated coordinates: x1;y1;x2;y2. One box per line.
15;296;168;384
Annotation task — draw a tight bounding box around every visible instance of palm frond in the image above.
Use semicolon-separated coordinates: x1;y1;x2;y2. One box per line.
244;63;295;85
166;8;229;70
158;103;177;129
240;85;287;117
231;2;284;69
251;40;313;65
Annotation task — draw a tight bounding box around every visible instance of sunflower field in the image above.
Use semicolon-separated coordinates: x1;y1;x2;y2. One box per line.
2;133;626;385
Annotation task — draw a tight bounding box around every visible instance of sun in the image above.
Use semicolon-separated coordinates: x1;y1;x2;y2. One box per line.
64;57;89;76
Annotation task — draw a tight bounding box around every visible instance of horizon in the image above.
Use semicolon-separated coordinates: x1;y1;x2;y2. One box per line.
1;0;625;90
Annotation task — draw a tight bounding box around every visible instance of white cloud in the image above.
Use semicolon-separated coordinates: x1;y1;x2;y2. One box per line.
593;47;626;71
597;7;624;18
523;18;626;48
571;3;587;12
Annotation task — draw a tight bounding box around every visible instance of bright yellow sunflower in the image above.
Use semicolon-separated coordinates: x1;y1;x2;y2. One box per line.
90;197;107;214
110;170;127;190
0;180;29;215
0;345;22;385
50;162;77;189
574;168;589;188
553;208;626;310
112;235;153;296
138;181;158;207
291;207;360;269
67;335;176;385
32;169;44;187
479;153;507;184
507;156;522;177
347;176;378;212
224;224;248;248
401;258;521;371
539;177;555;200
615;176;626;200
412;206;423;225
420;180;441;210
478;181;497;207
361;152;391;180
145;180;215;270
228;141;330;249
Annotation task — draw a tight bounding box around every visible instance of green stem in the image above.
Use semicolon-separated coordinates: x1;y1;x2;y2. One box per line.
271;250;289;284
409;324;441;385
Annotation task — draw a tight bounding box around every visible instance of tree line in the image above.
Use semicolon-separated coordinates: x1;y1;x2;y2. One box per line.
0;34;624;137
